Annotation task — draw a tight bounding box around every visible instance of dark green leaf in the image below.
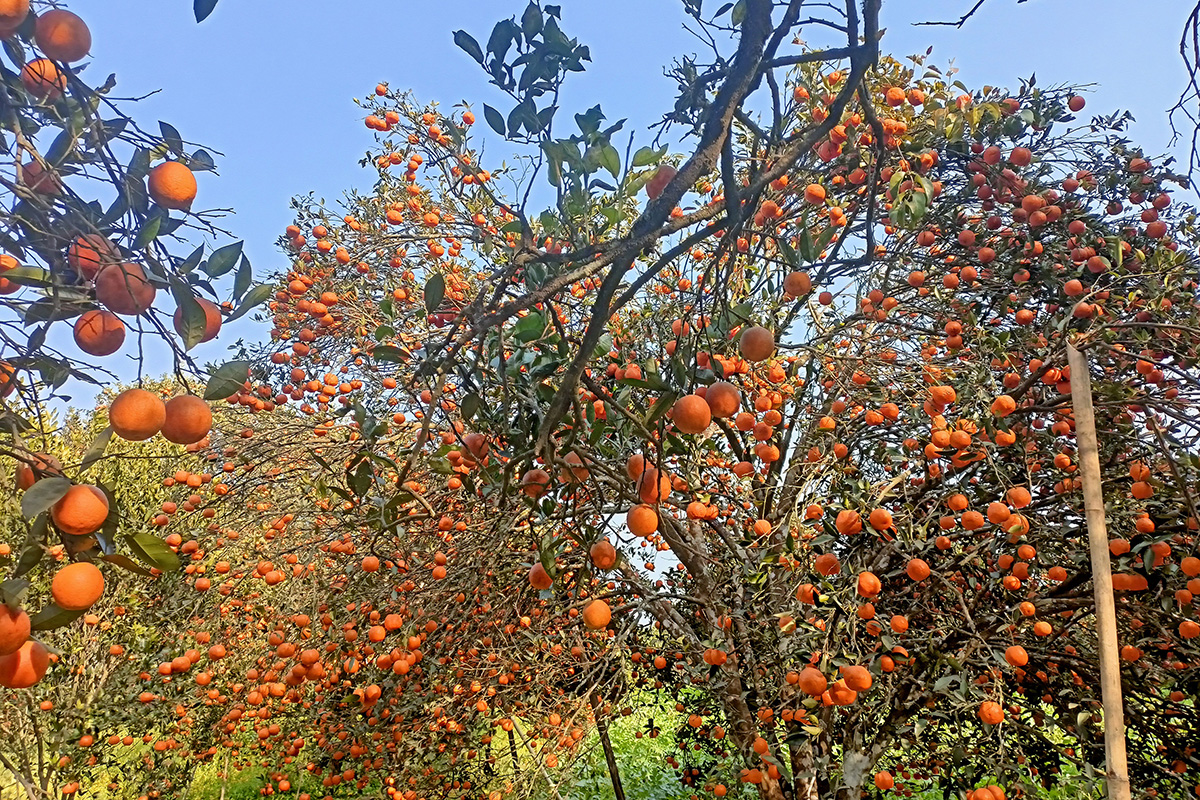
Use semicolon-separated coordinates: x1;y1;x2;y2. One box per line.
461;392;480;420
3;267;54;288
521;2;543;38
189;149;216;172
134;212;162;248
203;360;250;400
232;254;252;300
30;603;85;631
225;283;271;323
80;426;112;472
0;578;30;609
372;345;407;363
172;286;207;351
101;554;152;577
632;145;667;167
453;30;485;64
178;244;205;274
203;241;243;278
14;518;46;578
194;0;219;22
483;105;506;136
126;532;180;571
21;477;71;519
424;274;446;314
159;121;184;155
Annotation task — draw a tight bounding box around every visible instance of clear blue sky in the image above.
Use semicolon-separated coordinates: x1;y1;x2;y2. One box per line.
56;0;1194;404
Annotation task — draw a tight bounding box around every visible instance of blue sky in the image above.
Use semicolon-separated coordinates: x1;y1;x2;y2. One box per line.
54;0;1195;404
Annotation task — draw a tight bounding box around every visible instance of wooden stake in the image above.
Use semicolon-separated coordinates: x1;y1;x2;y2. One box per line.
1066;343;1131;800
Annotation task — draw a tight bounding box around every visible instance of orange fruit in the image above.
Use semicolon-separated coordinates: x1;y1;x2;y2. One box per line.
20;160;60;194
0;253;19;295
867;508;893;531
19;57;64;100
906;558;931;581
173;297;223;343
783;270;812;296
68;234;117;280
977;701;1004;725
671;393;711;434
34;9;91;62
51;561;105;611
161;395;212;445
589;540;617;570
109;388;166;441
797;666;827;696
738;326;775;362
0;639;49;688
1004;645;1028;667
627;504;658;536
835;509;862;535
147;161;197;210
840;664;872;692
16;452;62;491
582;599;611;630
0;0;30;30
51;484;109;536
95;262;156;315
856;571;881;598
519;468;551;498
704;381;740;418
874;771;895;791
73;309;125;356
0;605;30;655
528;563;552;590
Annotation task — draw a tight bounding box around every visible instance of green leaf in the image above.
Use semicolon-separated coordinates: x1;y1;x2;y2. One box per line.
461;392;480;420
483;105;506;136
45;128;77;165
203;360;250;400
134;213;162;248
731;0;747;25
2;267;54;288
172;286;207;351
372;345;407;363
511;311;545;342
14;517;46;578
632;146;667;167
101;554;152;577
424;274;446;314
0;578;31;609
21;477;71;519
521;2;543;38
203;241;243;278
598;144;620;178
233;254;252;300
159;121;184;156
126;532;180;572
225;283;272;323
194;0;219;22
453;30;485;64
178;244;205;274
30;603;85;631
80;426;112;472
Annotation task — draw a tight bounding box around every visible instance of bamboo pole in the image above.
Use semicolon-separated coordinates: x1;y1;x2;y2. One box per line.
1066;343;1131;800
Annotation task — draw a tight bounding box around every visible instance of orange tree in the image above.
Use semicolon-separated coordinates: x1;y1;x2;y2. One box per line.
7;2;1193;800
0;0;268;705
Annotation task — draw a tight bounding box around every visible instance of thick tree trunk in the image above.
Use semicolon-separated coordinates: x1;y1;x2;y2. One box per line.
591;694;626;800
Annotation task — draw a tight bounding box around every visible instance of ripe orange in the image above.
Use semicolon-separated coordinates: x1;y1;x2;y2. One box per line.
161;395;212;445
0;0;30;30
147;161;198;210
783;270;812;296
738;326;775;362
0;639;49;689
704;381;740;418
173;297;223;343
977;701;1004;725
671;393;711;434
867;508;892;531
109;388;166;441
528;563;552;590
589;540;617;570
51;561;105;611
840;664;872;691
627;504;658;536
835;509;862;535
1004;645;1028;667
19;58;64;100
95;262;156;315
906;558;930;581
68;234;117;280
51;484;109;536
582;599;611;630
797;666;826;696
73;309;125;356
20;160;60;194
856;571;881;598
16;452;62;491
34;9;90;62
0;605;30;655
